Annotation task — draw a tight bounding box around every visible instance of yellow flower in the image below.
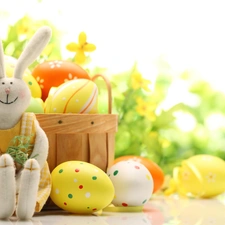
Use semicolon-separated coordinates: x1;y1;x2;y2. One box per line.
66;32;96;64
16;16;34;37
161;139;171;148
131;72;151;91
206;172;216;183
136;98;156;120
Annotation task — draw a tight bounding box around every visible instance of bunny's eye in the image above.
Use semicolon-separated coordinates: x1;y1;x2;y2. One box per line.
1;82;5;85
10;82;13;85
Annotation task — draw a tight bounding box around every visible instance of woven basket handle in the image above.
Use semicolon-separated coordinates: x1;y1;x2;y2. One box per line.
92;74;112;114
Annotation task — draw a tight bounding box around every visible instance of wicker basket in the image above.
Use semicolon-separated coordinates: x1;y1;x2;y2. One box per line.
36;74;118;173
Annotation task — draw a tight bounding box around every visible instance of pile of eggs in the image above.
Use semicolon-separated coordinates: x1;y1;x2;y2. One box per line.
50;154;225;214
113;155;164;193
4;56;98;114
50;155;165;214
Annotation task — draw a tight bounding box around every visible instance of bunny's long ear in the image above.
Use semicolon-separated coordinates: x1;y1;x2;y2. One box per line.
0;40;6;79
14;26;52;79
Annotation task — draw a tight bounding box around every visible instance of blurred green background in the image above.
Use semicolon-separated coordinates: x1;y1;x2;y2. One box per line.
1;1;225;175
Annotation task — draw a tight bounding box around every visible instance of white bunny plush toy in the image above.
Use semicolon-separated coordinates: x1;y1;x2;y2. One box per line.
0;26;52;220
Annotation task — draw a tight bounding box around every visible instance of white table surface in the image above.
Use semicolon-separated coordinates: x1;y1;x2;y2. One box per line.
1;194;225;225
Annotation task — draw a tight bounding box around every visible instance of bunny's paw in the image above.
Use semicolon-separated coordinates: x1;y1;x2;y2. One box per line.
0;154;16;219
16;159;40;220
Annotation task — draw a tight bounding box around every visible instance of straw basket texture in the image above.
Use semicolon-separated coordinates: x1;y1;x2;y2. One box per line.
36;74;118;173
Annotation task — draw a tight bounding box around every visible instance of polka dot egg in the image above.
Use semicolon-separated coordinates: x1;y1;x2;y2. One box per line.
107;160;154;207
50;161;115;214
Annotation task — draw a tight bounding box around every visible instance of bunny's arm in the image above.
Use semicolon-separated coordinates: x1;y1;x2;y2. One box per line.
29;120;49;170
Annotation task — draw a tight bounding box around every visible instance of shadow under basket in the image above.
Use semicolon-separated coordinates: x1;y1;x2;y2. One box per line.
36;74;118;173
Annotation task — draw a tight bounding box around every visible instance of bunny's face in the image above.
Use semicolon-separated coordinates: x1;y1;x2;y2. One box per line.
0;77;31;113
0;26;51;128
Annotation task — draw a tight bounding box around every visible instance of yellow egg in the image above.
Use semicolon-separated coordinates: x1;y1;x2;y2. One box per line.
173;154;225;198
44;79;98;113
50;161;115;214
44;87;57;113
4;55;42;98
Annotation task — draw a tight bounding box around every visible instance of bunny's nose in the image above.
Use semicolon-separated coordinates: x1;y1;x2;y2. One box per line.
5;87;10;94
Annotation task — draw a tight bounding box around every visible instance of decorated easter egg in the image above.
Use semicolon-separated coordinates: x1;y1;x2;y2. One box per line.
114;155;164;193
50;161;115;214
32;60;91;101
44;79;98;113
43;87;57;113
173;154;225;198
107;160;154;207
4;55;42;98
26;97;44;113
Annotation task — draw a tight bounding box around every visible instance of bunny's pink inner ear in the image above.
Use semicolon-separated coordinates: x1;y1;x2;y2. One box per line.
0;40;6;79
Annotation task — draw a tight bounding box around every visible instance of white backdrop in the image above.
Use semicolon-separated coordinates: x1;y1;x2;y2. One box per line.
1;0;225;91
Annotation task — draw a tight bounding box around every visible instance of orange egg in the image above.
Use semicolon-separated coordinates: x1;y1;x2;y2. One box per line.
113;155;164;193
32;60;90;101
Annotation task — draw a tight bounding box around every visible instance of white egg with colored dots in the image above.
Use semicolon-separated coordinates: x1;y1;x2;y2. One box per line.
50;161;115;214
107;160;154;207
